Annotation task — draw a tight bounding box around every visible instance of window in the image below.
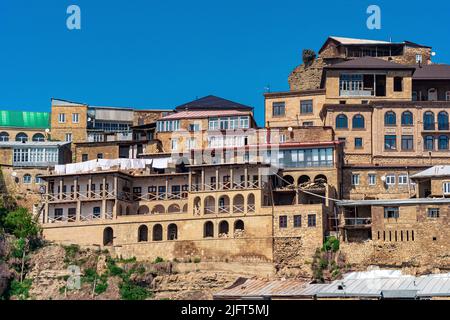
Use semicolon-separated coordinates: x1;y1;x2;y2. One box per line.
443;182;450;194
351;174;360;186
446;91;450;101
427;208;440;218
401;111;413;126
189;124;200;132
72;113;79;123
303;121;313;126
0;132;9;142
352;115;365;129
398;175;408;185
54;208;63;220
58;113;66;123
394;77;403;92
438;112;449;130
82;154;88;162
171;139;178;151
386;174;396;185
307;214;316;227
368;174;376;186
423;111;435;130
300;100;313;114
438;135;449;150
412;91;418;101
65;133;72;142
23;174;32;184
416;54;423;64
279;216;287;228
424;136;434;151
272;102;285;117
294;215;301;228
97;153;103;159
279;134;286;143
401;135;414;151
35;175;43;184
384;207;399;218
93;207;101;218
15;132;28;142
186;138;196;150
384;135;397;150
354;137;363;149
336;114;348;129
157;120;180;132
384;111;396;126
32;133;45;142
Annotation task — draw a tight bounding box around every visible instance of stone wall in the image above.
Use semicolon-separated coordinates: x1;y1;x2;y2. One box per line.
288;58;327;91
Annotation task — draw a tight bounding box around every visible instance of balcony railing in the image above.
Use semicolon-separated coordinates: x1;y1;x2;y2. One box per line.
232;205;244;214
191;180;263;192
46;191;116;202
343;217;372;227
47;212;113;223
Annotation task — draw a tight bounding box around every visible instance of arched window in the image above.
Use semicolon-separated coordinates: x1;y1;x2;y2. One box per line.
167;224;178;240
282;175;294;188
137;205;149;215
32;133;45;142
314;174;328;184
336;114;348;129
219;221;229;236
424;136;434;151
15;132;28;142
103;227;114;246
203;221;214;238
152;224;163;241
138;225;148;242
438;135;449;150
234;219;244;232
0;132;9;142
401;111;413;126
352;115;365;129
438;111;449;130
423;111;435;130
384;112;396;126
23;174;32;184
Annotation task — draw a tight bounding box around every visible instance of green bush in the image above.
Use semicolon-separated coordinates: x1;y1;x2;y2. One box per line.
3;207;40;239
94;281;108;295
153;257;164;264
119;281;151;300
323;236;340;253
9;279;32;300
107;260;124;277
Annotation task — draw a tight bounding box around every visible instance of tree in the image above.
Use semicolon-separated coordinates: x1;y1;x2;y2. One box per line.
3;208;40;239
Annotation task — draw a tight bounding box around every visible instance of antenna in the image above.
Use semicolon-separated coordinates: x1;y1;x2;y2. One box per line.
264;84;271;93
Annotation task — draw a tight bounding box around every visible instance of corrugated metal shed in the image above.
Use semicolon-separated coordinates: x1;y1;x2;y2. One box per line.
0;110;50;129
410;165;450;179
214;271;450;300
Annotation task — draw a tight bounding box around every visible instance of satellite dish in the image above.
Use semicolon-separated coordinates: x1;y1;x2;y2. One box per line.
380;176;386;182
288;127;293;132
11;171;17;177
45;128;50;133
431;52;436;56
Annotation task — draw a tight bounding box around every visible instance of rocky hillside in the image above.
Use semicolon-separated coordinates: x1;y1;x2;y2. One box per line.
1;241;267;300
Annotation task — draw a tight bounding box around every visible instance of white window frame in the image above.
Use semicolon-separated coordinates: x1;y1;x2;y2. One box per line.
65;133;72;142
352;174;360;186
171;139;178;151
443;182;450;195
23;174;32;184
385;174;396;185
368;174;376;186
72;113;79;123
416;54;423;64
280;134;286;143
58;113;66;123
398;174;408;185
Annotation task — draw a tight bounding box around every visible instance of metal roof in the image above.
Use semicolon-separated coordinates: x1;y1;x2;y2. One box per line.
337;198;450;207
329;36;392;45
413;64;450;80
0;110;50;129
175;95;253;111
214;270;450;299
159;109;251;120
0;141;70;148
325;57;416;70
410;165;450;179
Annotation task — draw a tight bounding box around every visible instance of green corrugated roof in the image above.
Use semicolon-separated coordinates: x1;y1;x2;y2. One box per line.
0;110;50;129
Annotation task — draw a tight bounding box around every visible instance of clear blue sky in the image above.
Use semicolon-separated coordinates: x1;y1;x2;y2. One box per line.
0;0;449;125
